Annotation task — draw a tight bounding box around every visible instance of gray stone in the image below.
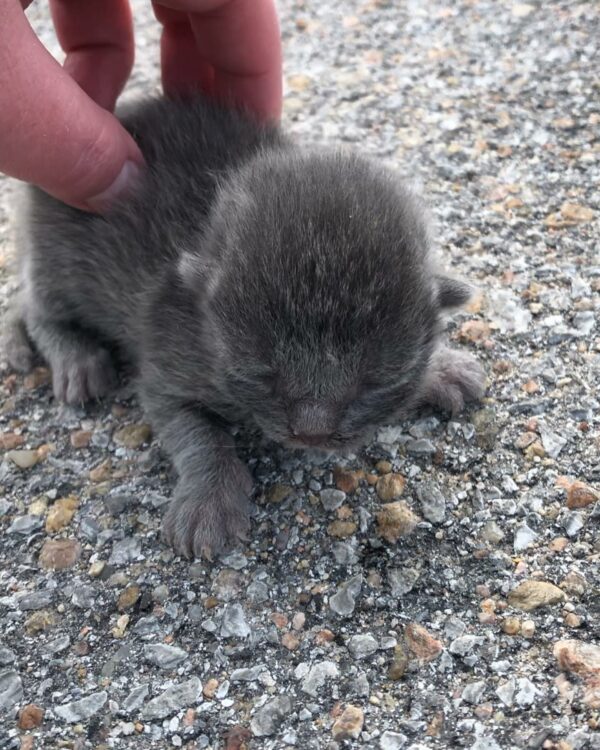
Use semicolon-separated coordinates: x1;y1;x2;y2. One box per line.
296;661;339;697
514;522;537;551
388;567;420;596
144;644;188;669
348;634;378;660
247;581;269;603
320;489;346;511
515;677;540;706
250;694;293;736
0;499;11;516
380;731;408;750
329;574;362;616
564;511;585;538
0;648;16;667
462;680;486;704
71;585;96;609
17;589;54;611
220;603;250;638
7;515;43;535
406;438;436;456
43;635;71;654
141;677;201;720
417;481;446;523
109;537;141;565
496;678;516;707
449;635;485;657
539;425;567;458
332;541;359;565
231;666;265;682
122;684;150;715
54;690;107;722
0;670;23;711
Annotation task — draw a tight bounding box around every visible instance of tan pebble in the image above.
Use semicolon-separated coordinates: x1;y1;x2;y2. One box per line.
117;585;140;612
522;380;539;394
520;620;536;638
549;537;569;553
89;459;112;482
327;520;357;538
7;449;39;469
35;444;54;460
404;622;443;662
265;483;292;504
18;704;44;730
375;460;392;474
560;202;595;223
474;703;494;720
481;598;496;613
28;498;48;516
270;612;288;629
475;584;491;598
202;678;219;699
507;580;565;611
134;722;144;733
45;495;79;533
376;472;406;501
0;432;25;450
388;643;409;681
203;596;219;609
559;571;587;598
515;432;538;450
502;617;521;635
287;73;312;91
365;473;378;486
333;467;362;494
315;629;335;645
113;423;152;449
367;570;382;589
566;480;600;509
336;505;353;520
331;705;364;741
281;632;300;651
478;612;496;625
524;441;545;459
20;737;35;750
25;610;56;635
112;614;130;638
183;708;196;726
292;612;305;630
564;613;583;628
70;430;92;449
458;319;491;344
39;539;81;570
554;639;600;677
88;561;105;578
376;501;420;543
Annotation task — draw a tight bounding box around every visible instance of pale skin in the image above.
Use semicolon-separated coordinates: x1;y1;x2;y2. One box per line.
0;0;282;212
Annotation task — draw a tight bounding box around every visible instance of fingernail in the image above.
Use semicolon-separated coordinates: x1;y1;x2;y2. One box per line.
85;160;142;213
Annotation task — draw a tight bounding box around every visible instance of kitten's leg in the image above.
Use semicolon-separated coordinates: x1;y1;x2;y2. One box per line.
419;345;486;416
142;390;253;559
26;317;116;404
3;308;34;373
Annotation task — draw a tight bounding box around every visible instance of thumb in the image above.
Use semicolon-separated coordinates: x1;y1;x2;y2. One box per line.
0;1;143;212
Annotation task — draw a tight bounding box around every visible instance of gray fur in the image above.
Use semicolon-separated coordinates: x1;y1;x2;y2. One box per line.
4;96;485;558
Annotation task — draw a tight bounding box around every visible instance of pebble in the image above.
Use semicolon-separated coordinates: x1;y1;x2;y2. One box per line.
554;640;600;677
320;489;346;511
220;603;251;638
507;580;565;611
296;661;339;696
70;430;92;449
416;481;446;523
117;585;140;611
514;522;537;551
502;617;521;636
388;566;420;596
0;432;24;450
462;680;486;705
251;695;293;736
376;501;420;543
375;473;406;501
329;574;362;616
113;423;152;449
45;495;79;532
54;690;107;723
496;679;516;707
7;515;43;535
141;678;201;721
25;609;55;634
380;731;408;750
566;481;599;509
329;705;364;742
18;704;44;729
122;684;149;715
231;666;265;682
266;483;292;504
109;537;141;565
539;424;567;458
39;539;81;570
0;670;23;711
333;467;361;494
0;648;16;666
18;590;54;611
406;438;436;456
515;677;540;706
327;519;357;538
348;634;378;659
144;644;188;669
404;623;443;663
6;449;39;469
449;635;485;657
564;511;585;537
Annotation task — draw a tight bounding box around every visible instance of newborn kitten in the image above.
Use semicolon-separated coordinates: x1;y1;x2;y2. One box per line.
5;97;485;558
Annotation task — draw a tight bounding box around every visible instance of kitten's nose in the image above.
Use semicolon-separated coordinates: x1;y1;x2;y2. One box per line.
289;400;337;445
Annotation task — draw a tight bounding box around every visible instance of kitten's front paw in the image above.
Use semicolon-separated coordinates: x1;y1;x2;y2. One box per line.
52;347;116;405
421;347;486;416
162;461;254;560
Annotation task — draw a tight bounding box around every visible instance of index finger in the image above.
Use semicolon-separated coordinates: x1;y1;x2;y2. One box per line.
153;0;282;122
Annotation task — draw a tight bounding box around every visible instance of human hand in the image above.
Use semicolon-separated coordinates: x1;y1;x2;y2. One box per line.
0;0;281;213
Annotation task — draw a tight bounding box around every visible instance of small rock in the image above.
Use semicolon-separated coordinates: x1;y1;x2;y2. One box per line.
89;459;112;483
348;634;378;660
18;704;44;730
502;617;521;635
333;467;361;494
54;691;107;723
39;539;81;570
404;623;442;662
462;681;486;705
266;484;292;504
539;425;567;458
388;644;409;680
416;481;446;523
376;501;420;543
142;678;202;721
18;590;54;611
231;666;265;682
220;603;251;638
554;640;600;677
320;489;346;511
406;438;436;456
388;567;420;596
331;705;364;740
251;695;293;737
117;585;140;612
144;644;188;669
109;537;141;565
297;661;339;696
514;522;537;552
559;571;587;598
329;574;362;617
566;481;599;509
113;423;152;449
564;511;585;538
7;449;39;469
496;679;516;707
7;515;43;535
507;580;565;611
380;730;408;750
122;684;149;715
480;520;505;544
376;473;406;501
449;635;485;657
0;432;24;450
515;677;540;706
70;430;92;448
25;609;56;634
521;620;536;638
45;495;79;533
327;519;357;538
0;670;23;711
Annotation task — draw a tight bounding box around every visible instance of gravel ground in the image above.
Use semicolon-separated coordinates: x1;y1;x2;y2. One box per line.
1;1;599;749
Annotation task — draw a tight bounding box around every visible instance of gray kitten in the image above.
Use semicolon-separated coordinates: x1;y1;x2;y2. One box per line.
4;97;485;559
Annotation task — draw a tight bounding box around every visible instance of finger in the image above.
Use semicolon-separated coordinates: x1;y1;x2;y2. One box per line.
153;0;282;121
49;0;134;111
0;1;143;212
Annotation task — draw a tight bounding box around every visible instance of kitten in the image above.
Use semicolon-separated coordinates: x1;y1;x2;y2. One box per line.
4;96;485;559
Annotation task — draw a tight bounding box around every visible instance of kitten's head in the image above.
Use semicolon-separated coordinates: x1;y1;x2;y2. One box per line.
180;149;471;450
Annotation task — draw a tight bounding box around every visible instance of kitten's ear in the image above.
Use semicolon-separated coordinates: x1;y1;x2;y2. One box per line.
177;251;219;295
436;275;473;309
